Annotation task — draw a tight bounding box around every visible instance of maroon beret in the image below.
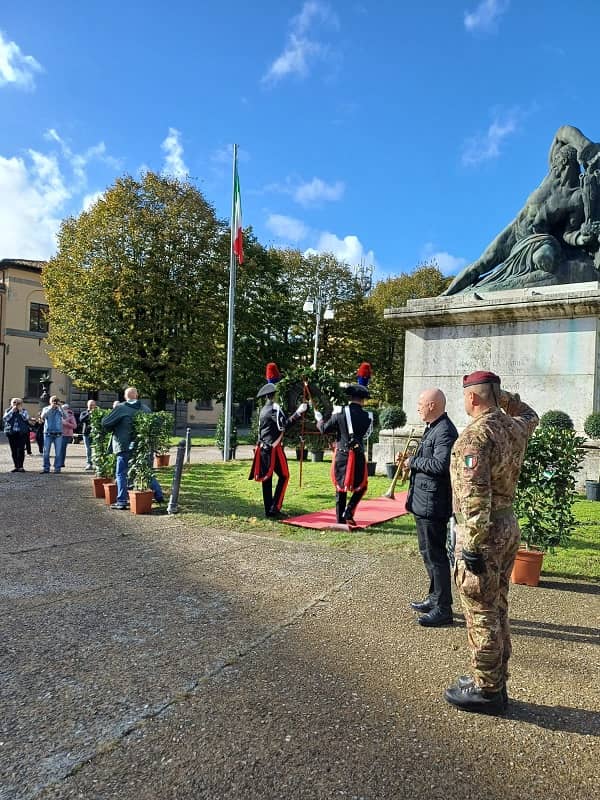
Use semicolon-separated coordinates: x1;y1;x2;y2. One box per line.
463;370;501;388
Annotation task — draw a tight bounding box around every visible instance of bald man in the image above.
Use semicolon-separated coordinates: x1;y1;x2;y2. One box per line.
405;388;458;627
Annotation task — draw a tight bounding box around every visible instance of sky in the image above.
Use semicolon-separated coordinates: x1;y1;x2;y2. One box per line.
1;0;599;281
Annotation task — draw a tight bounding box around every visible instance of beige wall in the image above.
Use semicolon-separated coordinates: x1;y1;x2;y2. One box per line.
1;263;69;418
186;399;223;426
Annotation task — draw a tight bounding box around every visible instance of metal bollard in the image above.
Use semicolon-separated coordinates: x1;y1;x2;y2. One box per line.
167;439;186;515
185;426;192;464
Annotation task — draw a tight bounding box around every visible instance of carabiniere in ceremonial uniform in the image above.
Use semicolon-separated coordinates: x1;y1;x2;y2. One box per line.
315;384;373;526
249;382;307;518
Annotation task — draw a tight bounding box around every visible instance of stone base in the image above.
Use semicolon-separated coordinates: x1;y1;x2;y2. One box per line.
385;282;600;433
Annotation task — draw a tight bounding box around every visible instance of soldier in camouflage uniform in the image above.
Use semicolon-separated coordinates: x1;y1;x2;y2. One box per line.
444;370;538;714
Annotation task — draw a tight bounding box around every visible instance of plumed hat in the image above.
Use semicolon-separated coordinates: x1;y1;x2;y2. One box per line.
265;362;281;384
345;383;370;400
256;383;277;398
356;362;372;387
463;370;501;388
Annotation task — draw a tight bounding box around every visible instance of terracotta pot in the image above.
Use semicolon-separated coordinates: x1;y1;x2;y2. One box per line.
103;482;118;505
92;477;111;498
511;548;544;587
154;454;170;467
128;489;154;515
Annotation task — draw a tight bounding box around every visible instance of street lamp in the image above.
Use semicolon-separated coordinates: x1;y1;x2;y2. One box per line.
303;296;335;369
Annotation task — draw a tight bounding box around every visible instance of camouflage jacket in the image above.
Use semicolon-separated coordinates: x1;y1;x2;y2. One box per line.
450;392;539;551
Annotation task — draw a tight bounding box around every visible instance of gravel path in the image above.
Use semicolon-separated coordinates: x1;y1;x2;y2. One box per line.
0;439;598;800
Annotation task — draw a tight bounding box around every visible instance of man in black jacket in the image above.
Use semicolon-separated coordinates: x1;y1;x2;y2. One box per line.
405;388;458;627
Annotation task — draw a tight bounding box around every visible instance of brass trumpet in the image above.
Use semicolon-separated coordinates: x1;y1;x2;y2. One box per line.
384;429;420;499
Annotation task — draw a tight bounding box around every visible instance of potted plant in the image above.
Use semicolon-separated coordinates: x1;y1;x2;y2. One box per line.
89;408;116;497
152;411;174;467
378;405;407;479
128;412;158;515
306;432;331;462
513;423;585;585
215;410;237;459
583;412;600;500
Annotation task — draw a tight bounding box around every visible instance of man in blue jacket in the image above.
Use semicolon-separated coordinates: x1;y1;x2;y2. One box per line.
101;387;164;510
405;388;458;627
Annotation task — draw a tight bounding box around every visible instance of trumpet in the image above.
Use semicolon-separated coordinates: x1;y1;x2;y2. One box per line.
384;429;420;499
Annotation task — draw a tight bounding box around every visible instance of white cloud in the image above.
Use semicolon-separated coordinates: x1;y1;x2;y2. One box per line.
0;132;119;259
0;30;42;89
82;191;104;212
262;1;339;84
161;127;188;179
464;0;509;34
0;152;68;259
304;231;376;267
422;243;467;276
266;214;309;243
462;109;521;166
294;177;345;206
44;129;120;184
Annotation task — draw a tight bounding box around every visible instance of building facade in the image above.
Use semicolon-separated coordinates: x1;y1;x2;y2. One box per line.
0;259;73;418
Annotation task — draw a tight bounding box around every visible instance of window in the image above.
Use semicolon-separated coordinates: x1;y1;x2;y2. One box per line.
25;368;49;401
195;399;213;410
29;302;49;333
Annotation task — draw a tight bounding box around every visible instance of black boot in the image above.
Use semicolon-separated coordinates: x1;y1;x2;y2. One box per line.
456;675;508;705
444;682;507;714
417;607;453;627
410;598;434;612
343;507;356;527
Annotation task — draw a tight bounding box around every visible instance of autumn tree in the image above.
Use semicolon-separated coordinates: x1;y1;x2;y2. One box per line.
43;172;226;409
367;263;450;404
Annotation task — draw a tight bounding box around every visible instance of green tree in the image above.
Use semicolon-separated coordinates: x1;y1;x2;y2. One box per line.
43;172;226;409
367;263;450;404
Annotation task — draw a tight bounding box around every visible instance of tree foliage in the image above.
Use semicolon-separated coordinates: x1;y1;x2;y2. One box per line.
43;172;226;409
515;426;585;552
366;263;450;404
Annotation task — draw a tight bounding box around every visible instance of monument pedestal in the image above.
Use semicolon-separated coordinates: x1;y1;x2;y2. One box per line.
380;282;600;489
385;282;600;433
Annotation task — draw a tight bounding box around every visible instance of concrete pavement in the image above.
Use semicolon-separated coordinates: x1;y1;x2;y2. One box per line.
0;438;598;799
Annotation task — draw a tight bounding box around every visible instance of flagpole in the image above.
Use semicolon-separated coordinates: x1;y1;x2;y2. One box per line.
223;143;238;461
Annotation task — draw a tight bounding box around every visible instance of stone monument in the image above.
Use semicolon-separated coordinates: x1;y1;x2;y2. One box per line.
376;126;600;485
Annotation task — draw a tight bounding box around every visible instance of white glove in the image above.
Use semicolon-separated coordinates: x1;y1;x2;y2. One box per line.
296;402;308;415
314;410;323;423
333;405;342;414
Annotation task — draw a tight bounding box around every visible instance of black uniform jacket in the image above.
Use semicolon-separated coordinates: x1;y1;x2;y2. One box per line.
249;401;297;481
318;403;372;492
405;412;458;520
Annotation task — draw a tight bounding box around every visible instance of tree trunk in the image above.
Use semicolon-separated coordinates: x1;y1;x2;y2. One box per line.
154;387;168;411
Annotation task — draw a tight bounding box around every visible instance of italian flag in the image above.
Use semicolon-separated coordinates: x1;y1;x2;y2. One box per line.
233;162;244;264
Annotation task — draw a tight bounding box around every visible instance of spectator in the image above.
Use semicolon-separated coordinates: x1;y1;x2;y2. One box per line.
55;404;77;470
2;398;30;472
101;387;164;510
40;396;66;473
78;399;98;471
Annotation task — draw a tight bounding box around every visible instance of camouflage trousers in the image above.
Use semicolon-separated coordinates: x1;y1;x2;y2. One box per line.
454;517;521;692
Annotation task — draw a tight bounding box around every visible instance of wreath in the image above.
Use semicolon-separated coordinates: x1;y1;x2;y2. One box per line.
265;365;344;450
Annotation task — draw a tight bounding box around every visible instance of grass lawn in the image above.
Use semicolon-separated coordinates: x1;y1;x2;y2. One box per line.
169;434;254;447
155;459;600;581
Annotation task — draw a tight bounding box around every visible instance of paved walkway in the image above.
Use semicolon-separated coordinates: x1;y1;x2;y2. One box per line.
0;439;599;799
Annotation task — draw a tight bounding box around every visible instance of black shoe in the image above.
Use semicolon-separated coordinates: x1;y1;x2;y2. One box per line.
266;508;287;518
110;503;129;510
342;508;356;526
417;608;453;627
10;468;19;472
410;598;434;613
444;683;507;714
456;675;508;704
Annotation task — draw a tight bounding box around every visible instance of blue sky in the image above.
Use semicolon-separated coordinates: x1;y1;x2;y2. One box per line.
1;0;599;280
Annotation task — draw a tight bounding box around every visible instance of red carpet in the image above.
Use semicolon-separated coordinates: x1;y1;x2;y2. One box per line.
282;491;408;530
